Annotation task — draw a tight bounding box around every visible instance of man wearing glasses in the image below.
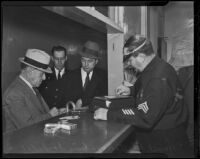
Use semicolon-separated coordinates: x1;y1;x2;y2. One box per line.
94;35;193;157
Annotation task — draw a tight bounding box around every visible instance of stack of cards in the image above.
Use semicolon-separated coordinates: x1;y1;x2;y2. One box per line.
44;120;77;135
44;123;60;135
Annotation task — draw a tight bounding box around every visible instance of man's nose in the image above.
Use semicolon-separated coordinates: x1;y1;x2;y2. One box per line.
84;61;89;67
58;59;62;64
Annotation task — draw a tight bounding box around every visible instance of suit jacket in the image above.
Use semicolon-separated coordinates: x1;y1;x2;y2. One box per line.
3;76;51;133
66;68;108;106
38;67;70;109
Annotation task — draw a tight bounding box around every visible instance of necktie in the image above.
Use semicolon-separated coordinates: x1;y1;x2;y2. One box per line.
83;73;90;90
58;71;61;80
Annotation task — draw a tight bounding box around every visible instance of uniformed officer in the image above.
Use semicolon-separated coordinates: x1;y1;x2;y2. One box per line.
38;45;69;112
94;35;193;157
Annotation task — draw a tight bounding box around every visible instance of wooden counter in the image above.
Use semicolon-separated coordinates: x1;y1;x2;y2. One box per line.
3;111;134;154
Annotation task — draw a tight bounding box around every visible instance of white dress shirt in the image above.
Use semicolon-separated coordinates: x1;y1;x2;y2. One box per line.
55;67;65;80
81;68;93;87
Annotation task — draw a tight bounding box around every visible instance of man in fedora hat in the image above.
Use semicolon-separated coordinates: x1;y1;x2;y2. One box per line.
67;40;107;109
3;49;59;133
94;35;193;157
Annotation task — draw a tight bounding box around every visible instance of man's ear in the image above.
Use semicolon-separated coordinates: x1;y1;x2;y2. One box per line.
95;59;99;65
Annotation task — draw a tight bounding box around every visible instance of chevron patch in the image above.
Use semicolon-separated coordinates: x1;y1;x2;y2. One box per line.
137;101;149;114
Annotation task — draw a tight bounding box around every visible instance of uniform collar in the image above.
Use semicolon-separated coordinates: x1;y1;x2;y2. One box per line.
54;67;65;79
141;55;159;75
54;67;65;74
81;68;93;80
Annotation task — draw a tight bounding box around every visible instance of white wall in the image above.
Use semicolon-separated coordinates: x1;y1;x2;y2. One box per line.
149;6;164;56
107;33;124;95
164;2;193;64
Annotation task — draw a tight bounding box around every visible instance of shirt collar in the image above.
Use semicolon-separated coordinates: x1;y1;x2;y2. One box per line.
19;75;36;95
81;68;93;80
141;55;158;75
54;67;65;78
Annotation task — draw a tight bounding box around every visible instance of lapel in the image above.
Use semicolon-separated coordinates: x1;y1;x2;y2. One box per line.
61;68;68;79
45;68;56;81
52;68;57;80
78;69;85;92
84;70;99;93
51;67;68;80
17;77;49;113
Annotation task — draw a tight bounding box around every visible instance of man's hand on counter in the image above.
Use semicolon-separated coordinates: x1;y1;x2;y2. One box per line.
58;107;67;114
75;99;83;109
94;108;108;120
116;85;131;96
49;107;59;117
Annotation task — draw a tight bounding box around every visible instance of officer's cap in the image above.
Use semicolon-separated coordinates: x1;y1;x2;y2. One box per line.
123;34;154;62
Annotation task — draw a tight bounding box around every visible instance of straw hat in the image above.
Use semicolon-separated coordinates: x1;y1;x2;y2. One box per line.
19;49;52;73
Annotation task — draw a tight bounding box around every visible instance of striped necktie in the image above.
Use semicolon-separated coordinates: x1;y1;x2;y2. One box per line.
83;72;90;90
58;70;61;80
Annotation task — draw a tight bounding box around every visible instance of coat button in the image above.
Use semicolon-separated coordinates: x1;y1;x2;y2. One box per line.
54;95;57;98
56;89;59;91
45;86;48;89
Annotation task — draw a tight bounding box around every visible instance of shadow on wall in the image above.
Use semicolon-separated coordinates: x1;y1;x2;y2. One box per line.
2;6;107;94
2;71;20;94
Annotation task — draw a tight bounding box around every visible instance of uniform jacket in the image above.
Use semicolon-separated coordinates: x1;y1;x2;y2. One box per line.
3;76;51;133
38;67;70;109
107;56;188;131
66;68;108;106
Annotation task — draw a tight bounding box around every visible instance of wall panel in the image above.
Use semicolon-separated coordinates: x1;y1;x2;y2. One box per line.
2;6;107;93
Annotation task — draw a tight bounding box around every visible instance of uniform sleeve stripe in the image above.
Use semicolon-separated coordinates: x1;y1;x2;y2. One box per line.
130;109;135;115
122;109;126;115
127;109;131;115
125;109;129;115
122;109;135;115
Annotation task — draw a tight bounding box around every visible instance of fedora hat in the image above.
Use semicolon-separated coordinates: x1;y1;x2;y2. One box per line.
80;41;100;59
19;49;52;73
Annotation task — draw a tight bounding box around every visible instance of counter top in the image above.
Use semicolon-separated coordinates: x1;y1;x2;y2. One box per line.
3;111;134;153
